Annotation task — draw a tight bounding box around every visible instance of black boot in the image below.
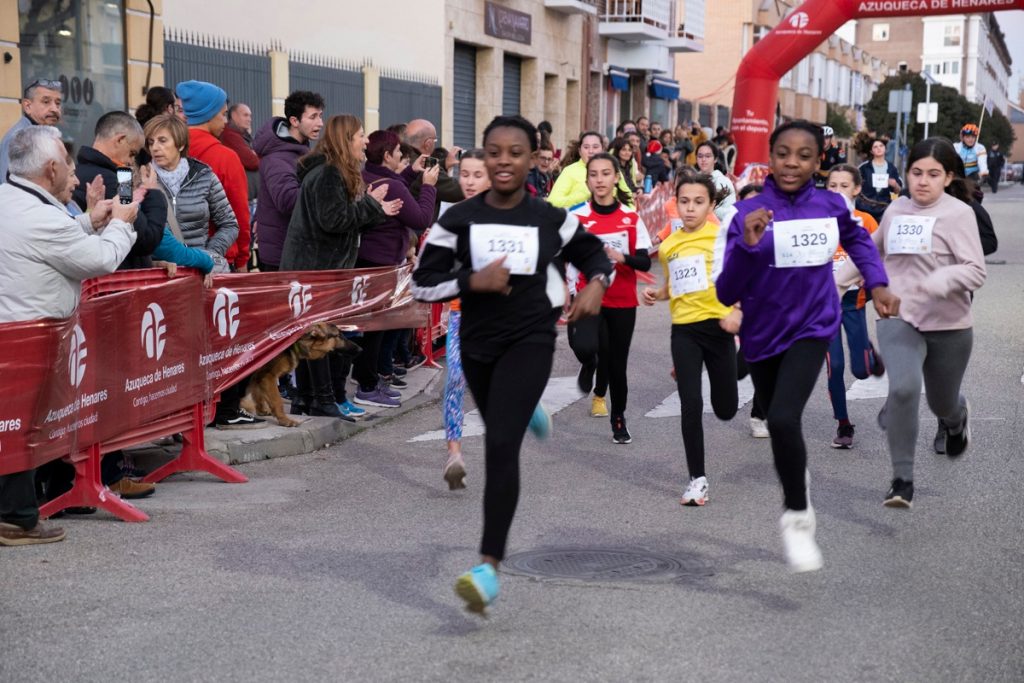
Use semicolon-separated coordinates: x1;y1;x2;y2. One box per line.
306;357;352;420
291;360;313;415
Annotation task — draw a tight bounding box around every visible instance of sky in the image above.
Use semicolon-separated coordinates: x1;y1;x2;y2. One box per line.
998;10;1024;103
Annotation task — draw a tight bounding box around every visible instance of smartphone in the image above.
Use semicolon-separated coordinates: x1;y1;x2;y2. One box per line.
116;167;133;205
422;156;439;169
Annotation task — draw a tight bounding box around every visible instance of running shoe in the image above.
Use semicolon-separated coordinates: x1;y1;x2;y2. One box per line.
831;423;855;449
340;400;366;417
590;395;608;417
454;563;499;613
779;508;823;572
884;478;914;508
353;386;400;408
611;414;632;444
337;401;365;420
403;353;428;370
382;373;408;389
577;362;596;394
680;476;709;506
869;343;886;377
528;402;552;440
443;451;467;490
377;379;401;398
933;420;947;454
750;417;769;438
945;399;970;458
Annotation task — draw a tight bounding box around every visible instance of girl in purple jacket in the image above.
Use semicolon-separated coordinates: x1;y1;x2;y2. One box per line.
716;121;900;573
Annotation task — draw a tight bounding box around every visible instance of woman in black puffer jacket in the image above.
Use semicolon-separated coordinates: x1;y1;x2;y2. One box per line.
280;114;401;418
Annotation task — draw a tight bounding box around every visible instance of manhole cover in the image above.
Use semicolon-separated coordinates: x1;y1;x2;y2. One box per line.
502;547;711;582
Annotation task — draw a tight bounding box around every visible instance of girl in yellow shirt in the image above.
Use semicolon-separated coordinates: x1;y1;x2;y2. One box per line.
642;170;741;507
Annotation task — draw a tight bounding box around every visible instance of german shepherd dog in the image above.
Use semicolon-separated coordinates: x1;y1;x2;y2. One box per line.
241;322;358;427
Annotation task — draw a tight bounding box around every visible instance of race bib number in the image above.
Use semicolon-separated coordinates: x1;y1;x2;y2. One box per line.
772;218;839;268
668;254;708;296
670;218;683;232
872;173;889;190
469;223;540;276
597;231;629;260
887;215;935;255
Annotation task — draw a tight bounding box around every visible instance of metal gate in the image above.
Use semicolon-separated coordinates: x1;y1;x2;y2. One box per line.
502;54;521;116
289;53;364;120
379;72;441;132
163;29;272;128
453;43;477;149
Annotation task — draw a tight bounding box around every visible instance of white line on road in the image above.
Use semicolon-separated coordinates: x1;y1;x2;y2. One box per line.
407;376;585;442
645;374;756;418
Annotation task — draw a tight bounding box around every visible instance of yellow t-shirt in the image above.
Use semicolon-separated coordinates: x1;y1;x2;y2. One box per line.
659;221;732;325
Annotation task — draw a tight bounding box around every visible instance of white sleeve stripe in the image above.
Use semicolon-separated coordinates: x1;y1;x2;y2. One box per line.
634;217;653;251
710;224;728;284
557;211;580;247
411;278;461;303
424;223;458;251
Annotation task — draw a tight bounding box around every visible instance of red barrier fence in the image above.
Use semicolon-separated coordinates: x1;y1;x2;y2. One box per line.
0;265;428;520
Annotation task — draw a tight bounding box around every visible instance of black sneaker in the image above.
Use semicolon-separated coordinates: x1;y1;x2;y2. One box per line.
214;408;265;429
404;354;427;370
884;478;914;508
869;343;885;377
577;362;596;394
611;414;632;444
382;374;408;389
945;400;970;458
392;366;408;377
831;423;855;449
933;420;948;454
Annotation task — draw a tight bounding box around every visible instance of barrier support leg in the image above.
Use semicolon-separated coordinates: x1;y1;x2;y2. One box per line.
39;444;150;523
422;304;442;369
143;403;248;484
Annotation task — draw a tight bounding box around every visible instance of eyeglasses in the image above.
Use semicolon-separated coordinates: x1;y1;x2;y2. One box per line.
24;79;63;96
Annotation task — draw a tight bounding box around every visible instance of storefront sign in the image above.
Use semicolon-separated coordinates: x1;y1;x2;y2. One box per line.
484;1;532;45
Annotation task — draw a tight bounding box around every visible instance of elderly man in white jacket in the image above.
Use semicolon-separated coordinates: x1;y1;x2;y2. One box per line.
0;125;138;547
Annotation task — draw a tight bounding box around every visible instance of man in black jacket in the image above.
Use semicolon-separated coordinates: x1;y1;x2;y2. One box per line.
405;118;463;218
73;111;165;270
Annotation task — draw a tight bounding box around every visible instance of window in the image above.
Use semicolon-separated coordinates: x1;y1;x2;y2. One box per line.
951;61;959;75
898;62;908;73
944;24;961;47
872;23;889;41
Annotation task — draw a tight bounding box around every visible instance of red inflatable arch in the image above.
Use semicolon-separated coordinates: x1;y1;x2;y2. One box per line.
731;0;1024;174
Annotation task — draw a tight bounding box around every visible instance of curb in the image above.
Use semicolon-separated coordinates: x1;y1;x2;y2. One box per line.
127;367;444;470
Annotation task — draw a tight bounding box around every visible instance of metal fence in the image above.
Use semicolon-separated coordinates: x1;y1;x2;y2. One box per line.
289;52;364;119
379;68;442;133
163;28;272;128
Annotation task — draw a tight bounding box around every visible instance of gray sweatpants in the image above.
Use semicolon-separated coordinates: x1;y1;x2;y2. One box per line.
877;318;972;481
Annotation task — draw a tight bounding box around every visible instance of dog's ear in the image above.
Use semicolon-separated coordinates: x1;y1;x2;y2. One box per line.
307;323;327;340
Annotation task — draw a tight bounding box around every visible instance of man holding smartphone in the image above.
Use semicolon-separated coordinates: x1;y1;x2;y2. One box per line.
404;118;463;220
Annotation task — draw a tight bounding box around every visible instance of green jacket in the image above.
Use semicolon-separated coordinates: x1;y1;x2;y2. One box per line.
547;159;634;209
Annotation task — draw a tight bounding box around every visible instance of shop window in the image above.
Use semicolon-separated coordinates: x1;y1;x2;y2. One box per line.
19;0;126;149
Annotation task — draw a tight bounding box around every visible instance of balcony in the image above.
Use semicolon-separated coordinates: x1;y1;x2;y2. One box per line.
599;0;673;42
544;0;598;15
664;0;704;52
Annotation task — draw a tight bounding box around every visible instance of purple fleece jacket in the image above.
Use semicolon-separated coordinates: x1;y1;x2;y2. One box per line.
716;176;888;362
358;162;436;266
253;118;310;267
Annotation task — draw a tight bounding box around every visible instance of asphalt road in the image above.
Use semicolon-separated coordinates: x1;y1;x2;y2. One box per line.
2;185;1022;683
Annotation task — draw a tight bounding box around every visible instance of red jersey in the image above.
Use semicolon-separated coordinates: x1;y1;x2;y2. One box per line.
571;201;652;308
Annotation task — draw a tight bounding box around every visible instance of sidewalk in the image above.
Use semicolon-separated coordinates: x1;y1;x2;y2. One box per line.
125;364;445;473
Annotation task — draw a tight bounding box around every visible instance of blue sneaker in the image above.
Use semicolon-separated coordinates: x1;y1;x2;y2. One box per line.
339;400;366;418
454;563;499;613
528;402;552;440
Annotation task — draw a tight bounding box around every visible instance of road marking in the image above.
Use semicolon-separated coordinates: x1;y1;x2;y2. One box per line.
407;376;585;442
645;374;755;418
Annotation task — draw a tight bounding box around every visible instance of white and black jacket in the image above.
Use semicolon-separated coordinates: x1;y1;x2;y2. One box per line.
412;192;612;360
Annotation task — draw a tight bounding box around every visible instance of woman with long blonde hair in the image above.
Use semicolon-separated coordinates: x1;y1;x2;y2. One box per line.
280;114;403;418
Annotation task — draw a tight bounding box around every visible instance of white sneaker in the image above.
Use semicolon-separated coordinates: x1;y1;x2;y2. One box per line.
750;417;769;438
680;476;709;506
443;452;466;490
779;508;823;572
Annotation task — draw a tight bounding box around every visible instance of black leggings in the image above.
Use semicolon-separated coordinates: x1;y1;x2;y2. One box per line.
671;320;738;479
746;338;828;511
462;343;553;561
736;348;765;420
568;307;636;415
